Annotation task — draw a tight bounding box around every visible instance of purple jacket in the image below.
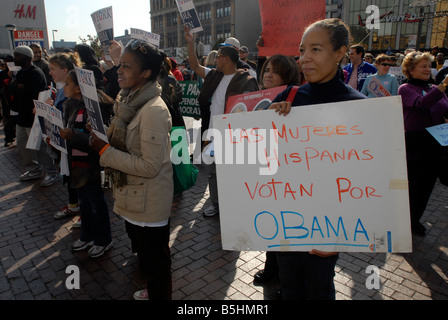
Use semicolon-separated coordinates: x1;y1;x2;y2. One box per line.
398;83;448;132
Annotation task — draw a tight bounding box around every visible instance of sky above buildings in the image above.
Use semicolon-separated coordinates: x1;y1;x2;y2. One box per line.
45;0;152;43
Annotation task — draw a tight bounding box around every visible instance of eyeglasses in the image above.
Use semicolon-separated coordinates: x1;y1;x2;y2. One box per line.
126;39;148;56
380;63;393;67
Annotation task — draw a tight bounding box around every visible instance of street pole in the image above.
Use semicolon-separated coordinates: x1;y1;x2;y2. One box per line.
5;24;16;54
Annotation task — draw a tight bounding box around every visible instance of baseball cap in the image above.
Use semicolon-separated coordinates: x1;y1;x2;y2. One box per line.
239;46;249;53
220;37;240;50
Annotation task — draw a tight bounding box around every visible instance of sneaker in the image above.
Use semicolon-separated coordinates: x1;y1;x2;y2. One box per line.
41;173;59;187
72;217;82;228
71;240;94;252
88;241;113;258
203;205;219;217
53;205;80;219
19;171;43;181
133;289;148;300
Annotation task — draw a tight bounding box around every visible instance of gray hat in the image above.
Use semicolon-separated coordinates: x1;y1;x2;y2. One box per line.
14;46;34;59
239;46;249;53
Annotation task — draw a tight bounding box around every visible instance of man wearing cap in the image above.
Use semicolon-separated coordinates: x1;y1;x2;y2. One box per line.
184;26;259;217
239;46;257;71
11;46;59;186
221;37;257;79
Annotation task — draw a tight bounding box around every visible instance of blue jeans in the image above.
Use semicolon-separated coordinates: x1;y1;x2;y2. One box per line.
77;184;112;246
276;252;338;300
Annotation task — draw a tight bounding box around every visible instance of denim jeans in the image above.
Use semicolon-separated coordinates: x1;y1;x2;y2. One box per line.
77;184;112;246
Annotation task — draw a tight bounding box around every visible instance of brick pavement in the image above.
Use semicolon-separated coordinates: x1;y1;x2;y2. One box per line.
0;122;447;301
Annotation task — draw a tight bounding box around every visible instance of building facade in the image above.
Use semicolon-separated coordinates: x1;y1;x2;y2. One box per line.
343;0;448;53
0;0;49;56
150;0;343;58
150;0;448;58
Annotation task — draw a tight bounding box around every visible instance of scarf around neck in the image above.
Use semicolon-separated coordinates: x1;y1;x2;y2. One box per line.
408;78;431;88
106;81;162;187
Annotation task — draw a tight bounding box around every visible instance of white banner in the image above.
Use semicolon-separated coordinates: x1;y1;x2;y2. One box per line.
213;96;412;253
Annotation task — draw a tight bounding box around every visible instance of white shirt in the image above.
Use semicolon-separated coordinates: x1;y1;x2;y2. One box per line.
204;67;236;139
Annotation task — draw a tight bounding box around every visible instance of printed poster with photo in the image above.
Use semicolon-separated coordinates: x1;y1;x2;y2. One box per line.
225;86;287;114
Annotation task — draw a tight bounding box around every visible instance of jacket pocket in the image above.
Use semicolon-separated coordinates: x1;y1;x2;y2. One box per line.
115;184;147;213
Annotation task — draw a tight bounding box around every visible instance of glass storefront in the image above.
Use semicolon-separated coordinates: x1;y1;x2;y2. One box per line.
347;0;448;53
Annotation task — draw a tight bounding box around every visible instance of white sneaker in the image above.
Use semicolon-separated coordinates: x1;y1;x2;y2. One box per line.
41;173;59;187
88;241;113;258
203;205;219;217
72;217;82;228
133;289;149;300
53;205;80;219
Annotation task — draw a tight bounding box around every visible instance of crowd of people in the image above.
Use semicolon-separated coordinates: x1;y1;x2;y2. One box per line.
1;16;448;301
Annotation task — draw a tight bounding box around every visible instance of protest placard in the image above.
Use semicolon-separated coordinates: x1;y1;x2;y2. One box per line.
225;86;287;114
130;28;160;48
179;81;201;118
258;0;326;57
213;96;412;253
426;123;448;146
75;66;108;143
6;62;21;73
367;77;391;97
389;66;407;86
91;6;114;60
33;100;67;154
175;0;203;33
26;89;52;151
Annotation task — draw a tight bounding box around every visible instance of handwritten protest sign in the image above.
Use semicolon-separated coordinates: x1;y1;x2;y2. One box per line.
91;6;114;60
367;77;391;97
258;0;326;57
213;96;412;253
130;28;160;48
175;0;203;33
33;100;67;154
225;86;287;114
426;123;448;146
179;81;201;118
75;66;108;143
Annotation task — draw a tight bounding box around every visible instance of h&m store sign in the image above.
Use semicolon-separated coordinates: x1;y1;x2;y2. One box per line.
14;4;37;20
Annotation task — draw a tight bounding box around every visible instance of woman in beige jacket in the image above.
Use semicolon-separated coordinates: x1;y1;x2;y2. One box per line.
89;40;173;300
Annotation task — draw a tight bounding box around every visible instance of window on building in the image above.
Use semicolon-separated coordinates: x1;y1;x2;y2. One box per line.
224;0;231;16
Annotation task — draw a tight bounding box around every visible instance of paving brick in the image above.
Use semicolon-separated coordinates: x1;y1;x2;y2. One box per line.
1;122;448;301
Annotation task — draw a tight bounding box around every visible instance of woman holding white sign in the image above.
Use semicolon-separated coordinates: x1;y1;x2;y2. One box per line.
89;40;173;300
269;18;366;300
398;52;448;236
